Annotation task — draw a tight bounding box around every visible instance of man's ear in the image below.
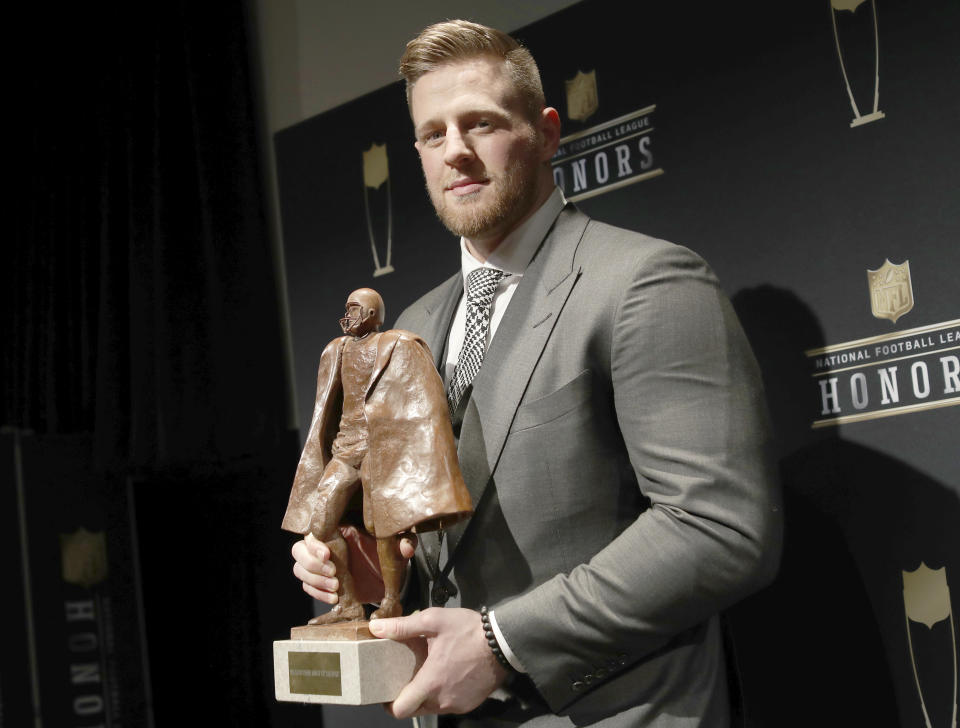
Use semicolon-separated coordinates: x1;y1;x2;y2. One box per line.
538;107;561;161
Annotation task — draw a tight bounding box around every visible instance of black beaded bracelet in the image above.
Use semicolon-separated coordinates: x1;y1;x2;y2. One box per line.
480;606;513;670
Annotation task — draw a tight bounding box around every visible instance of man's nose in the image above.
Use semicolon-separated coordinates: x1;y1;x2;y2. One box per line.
443;128;475;166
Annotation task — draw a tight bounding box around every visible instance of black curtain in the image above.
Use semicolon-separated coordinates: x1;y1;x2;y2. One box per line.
5;3;312;726
6;1;290;470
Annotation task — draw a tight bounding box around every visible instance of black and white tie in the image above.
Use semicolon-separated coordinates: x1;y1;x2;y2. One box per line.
448;267;507;414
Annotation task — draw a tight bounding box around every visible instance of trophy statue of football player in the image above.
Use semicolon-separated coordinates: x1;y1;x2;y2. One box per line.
282;288;472;625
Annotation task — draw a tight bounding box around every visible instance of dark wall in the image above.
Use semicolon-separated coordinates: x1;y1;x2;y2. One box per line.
4;2;311;726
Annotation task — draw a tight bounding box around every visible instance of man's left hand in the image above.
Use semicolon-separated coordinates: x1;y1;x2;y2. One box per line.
369;607;509;718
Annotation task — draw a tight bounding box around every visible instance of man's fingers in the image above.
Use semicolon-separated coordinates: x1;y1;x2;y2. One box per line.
379;608;501;717
292;539;335;577
369;610;437;641
399;535;418;560
387;669;433;719
292;540;339;604
293;561;338;591
388;689;428;719
306;534;331;561
304;532;323;553
301;580;338;604
294;535;331;564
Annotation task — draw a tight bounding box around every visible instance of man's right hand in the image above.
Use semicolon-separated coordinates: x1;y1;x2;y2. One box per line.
291;527;416;606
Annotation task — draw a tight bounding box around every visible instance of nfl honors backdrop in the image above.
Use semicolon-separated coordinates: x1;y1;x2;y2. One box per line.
275;1;959;726
0;434;152;727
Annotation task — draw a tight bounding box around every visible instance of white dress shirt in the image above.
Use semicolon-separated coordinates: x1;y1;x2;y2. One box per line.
443;187;567;383
445;187;567;674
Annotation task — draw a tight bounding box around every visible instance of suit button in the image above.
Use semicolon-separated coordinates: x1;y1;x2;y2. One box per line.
617;653;628;666
572;681;585;692
583;673;595;685
595;668;608;679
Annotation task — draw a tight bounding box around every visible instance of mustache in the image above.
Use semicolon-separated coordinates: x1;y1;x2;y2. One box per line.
442;166;490;189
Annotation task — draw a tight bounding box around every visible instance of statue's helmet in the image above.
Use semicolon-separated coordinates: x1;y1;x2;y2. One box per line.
339;288;385;336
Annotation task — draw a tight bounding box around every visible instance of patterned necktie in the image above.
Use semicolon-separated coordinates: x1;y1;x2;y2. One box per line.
448;267;507;414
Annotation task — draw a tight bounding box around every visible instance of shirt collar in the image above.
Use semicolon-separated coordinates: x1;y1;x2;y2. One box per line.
459;187;566;283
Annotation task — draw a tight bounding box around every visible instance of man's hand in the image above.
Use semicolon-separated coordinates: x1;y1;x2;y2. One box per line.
291;527;416;605
369;607;509;718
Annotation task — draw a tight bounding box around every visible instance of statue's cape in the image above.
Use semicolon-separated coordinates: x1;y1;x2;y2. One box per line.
282;330;472;538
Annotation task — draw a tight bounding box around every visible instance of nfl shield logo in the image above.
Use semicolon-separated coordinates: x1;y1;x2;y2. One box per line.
362;143;389;190
565;70;598;123
902;563;951;629
867;259;914;324
60;528;109;588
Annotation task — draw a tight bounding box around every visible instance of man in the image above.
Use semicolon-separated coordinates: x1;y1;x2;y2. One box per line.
292;20;781;726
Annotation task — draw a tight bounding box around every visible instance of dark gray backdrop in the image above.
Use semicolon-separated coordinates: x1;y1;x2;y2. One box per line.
275;1;960;725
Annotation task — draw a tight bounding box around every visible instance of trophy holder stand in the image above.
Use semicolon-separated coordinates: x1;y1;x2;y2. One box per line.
274;621;419;705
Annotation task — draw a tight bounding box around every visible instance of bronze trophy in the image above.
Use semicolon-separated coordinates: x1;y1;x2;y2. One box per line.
274;288;472;704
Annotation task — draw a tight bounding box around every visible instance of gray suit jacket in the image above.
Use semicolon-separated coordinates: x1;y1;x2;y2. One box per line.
394;206;782;727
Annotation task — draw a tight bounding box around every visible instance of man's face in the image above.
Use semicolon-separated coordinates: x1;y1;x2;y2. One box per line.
411;56;547;245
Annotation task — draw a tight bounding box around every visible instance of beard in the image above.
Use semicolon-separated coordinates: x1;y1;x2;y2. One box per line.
428;144;542;241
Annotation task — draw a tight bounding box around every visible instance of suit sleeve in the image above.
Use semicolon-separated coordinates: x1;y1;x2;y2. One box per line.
493;242;783;711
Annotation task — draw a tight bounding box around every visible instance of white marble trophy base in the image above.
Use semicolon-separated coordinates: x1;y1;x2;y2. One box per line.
274;622;418;705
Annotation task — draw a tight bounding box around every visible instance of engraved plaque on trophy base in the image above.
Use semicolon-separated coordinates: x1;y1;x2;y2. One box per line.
274;621;418;705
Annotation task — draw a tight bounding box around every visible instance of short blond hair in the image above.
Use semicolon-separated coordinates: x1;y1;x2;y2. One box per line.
399;19;545;121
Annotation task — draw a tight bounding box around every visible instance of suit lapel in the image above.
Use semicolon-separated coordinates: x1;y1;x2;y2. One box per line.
446;206;589;556
415;273;462;371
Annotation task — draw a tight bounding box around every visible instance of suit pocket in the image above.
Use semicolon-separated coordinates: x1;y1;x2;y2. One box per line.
510;369;593;432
